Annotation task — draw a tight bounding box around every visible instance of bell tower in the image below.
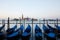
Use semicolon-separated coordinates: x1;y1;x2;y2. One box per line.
22;14;23;19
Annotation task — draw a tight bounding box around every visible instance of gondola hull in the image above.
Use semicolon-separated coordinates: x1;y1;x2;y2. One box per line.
21;25;31;40
7;31;19;40
0;32;5;40
55;25;60;38
44;32;56;40
22;32;31;40
6;25;24;40
35;25;42;40
35;33;42;40
44;24;56;40
0;24;5;40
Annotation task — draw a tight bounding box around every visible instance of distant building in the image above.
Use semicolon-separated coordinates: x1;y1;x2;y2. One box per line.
24;17;31;21
13;14;38;21
32;18;38;21
22;14;23;20
13;18;19;21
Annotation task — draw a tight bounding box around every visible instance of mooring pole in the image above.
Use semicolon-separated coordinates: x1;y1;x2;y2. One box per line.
32;18;33;40
47;19;48;26
7;17;10;29
19;17;21;26
43;18;45;40
39;19;41;27
2;19;5;32
56;18;58;26
24;19;25;31
56;18;58;40
43;19;45;24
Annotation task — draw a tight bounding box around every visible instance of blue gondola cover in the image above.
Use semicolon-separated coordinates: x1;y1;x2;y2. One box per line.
43;24;49;31
17;25;24;31
35;25;42;36
22;24;31;36
47;32;56;38
55;25;60;30
7;31;18;37
24;24;31;33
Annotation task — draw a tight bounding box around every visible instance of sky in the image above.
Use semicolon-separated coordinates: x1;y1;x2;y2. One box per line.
0;0;60;19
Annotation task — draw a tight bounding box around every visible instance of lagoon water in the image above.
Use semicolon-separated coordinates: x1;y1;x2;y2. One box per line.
0;19;60;40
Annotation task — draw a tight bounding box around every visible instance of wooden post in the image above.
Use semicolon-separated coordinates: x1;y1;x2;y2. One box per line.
32;18;33;40
39;19;41;27
7;17;10;29
47;19;48;26
19;17;21;26
43;19;45;40
24;19;25;31
43;19;45;25
2;19;5;31
56;18;58;26
56;18;58;40
16;20;17;28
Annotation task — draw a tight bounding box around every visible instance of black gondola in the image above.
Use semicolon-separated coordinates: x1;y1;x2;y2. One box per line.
43;24;49;33
21;24;31;40
45;24;56;40
55;25;60;38
35;25;42;40
6;25;17;34
7;31;19;40
0;24;5;40
0;24;5;31
6;25;24;40
16;25;24;34
16;25;24;39
43;24;49;40
6;25;17;40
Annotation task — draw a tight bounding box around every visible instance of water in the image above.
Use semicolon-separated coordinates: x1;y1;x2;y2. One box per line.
0;20;60;40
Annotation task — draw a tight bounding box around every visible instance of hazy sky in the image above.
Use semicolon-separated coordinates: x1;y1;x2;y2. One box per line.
0;0;60;19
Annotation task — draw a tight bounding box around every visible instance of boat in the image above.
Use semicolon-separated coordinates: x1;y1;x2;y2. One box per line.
55;25;60;33
6;25;17;34
7;31;19;40
16;25;24;39
21;24;31;40
47;24;55;32
6;25;24;40
45;24;56;40
35;25;42;40
0;24;5;40
0;24;5;31
16;25;24;33
43;24;49;33
43;24;49;39
55;25;60;38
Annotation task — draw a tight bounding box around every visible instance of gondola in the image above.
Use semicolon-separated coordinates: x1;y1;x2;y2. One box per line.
45;24;56;40
6;25;17;34
7;31;19;40
21;24;31;40
43;24;49;33
6;25;17;40
35;25;42;40
16;25;24;39
55;25;60;39
16;25;24;33
0;24;5;31
0;24;5;40
43;24;50;40
6;25;24;40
